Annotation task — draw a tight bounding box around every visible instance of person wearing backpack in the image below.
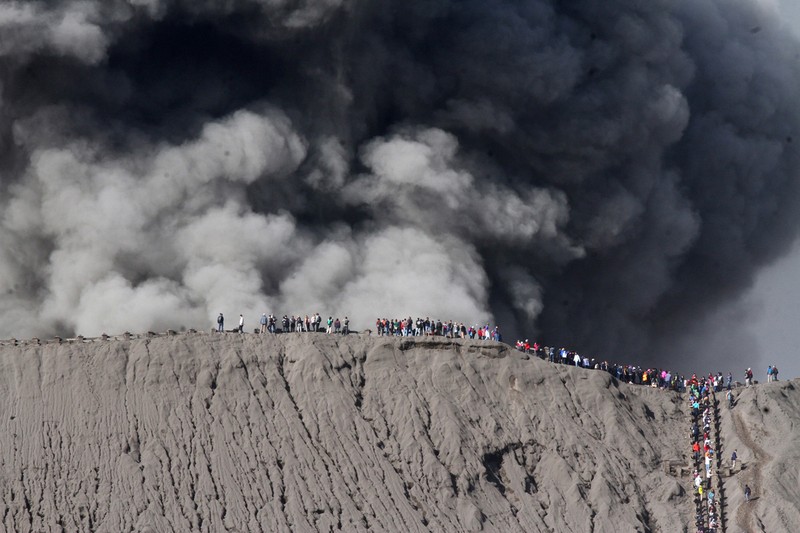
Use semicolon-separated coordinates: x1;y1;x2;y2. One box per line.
773;365;779;381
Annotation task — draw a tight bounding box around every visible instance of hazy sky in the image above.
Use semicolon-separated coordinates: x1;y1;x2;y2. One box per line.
744;1;800;380
747;243;800;380
778;0;800;27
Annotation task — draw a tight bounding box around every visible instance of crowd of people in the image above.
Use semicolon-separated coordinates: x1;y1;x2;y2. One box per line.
374;318;502;341
688;375;721;532
513;339;787;397
215;312;350;335
212;311;787;398
214;313;504;340
511;339;690;392
213;312;783;395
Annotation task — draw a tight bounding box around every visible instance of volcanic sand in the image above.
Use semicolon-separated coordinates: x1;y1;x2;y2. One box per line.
0;333;794;532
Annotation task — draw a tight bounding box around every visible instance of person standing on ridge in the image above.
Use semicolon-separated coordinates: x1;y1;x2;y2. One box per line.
238;314;244;333
217;313;224;332
260;313;267;333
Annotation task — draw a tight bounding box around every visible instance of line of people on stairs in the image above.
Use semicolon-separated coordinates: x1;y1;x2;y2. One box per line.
688;375;721;533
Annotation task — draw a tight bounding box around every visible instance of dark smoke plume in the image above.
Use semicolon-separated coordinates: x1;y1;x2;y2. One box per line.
1;0;798;372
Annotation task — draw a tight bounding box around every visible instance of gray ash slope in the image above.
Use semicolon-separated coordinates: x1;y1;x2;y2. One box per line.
720;380;800;533
0;334;791;533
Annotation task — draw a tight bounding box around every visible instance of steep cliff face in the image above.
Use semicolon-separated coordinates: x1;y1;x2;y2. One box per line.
0;334;698;532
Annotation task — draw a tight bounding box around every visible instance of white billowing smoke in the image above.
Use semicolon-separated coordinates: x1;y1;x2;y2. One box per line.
279;227;492;328
1;0;800;374
350;128;576;248
2;109;308;336
336;227;492;327
0;2;107;64
1;110;501;337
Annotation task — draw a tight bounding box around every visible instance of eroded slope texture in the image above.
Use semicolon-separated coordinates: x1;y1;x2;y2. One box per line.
0;334;696;532
718;380;800;533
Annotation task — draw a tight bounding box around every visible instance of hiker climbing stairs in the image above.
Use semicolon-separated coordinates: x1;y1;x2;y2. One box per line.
711;389;726;532
686;377;723;532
